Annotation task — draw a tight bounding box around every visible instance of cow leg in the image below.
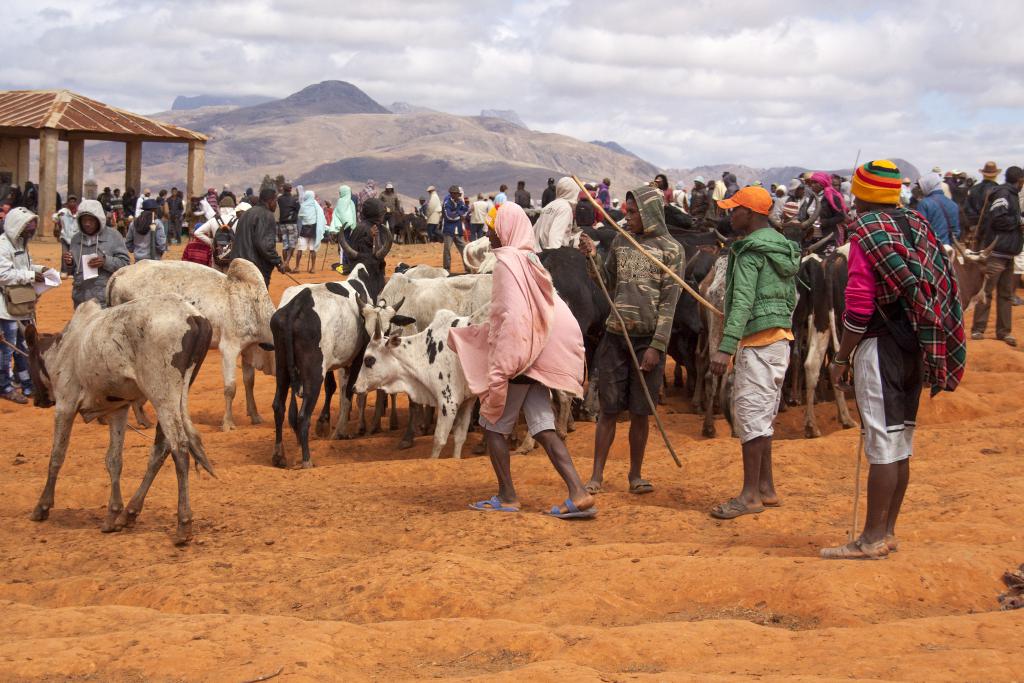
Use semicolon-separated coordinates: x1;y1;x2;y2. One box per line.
369;389;386;434
133;401;153;428
272;362;291;468
242;354;262;425
555;390;572;439
315;370;336;438
297;370;323;467
702;371;719;438
220;343;240;432
356;392;368;436
430;401;458;459
30;404;76;522
388;392;399;431
101;407;129;532
116;425;171;530
330;368;354;440
398;400;417;449
803;328;829;438
450;400;475;460
834;386;857;429
169;442;193;546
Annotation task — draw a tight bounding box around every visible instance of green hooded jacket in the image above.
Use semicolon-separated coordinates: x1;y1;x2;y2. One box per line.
598;186;683;352
719;226;801;354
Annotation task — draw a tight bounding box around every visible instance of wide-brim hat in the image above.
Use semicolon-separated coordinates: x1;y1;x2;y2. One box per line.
979;161;1001;177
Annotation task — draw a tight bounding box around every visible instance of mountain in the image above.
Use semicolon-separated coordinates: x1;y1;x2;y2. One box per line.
171;94;273;110
83;81;661;202
665;158;921;189
591;140;643;160
388;101;438;115
480;109;526;128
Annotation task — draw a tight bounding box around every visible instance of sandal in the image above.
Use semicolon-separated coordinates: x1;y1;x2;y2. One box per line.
546;498;596;520
971;332;984;341
710;497;764;520
468;496;519;513
999;335;1018;347
819;538;889;560
1;390;27;405
628;479;654;495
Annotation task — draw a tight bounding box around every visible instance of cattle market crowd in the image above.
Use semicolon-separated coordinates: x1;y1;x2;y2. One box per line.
0;157;1019;559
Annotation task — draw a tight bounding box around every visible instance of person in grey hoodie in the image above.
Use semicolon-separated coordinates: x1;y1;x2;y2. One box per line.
62;199;130;308
126;198;167;261
0;207;47;403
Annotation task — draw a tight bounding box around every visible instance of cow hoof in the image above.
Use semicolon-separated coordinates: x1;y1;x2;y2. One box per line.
804;425;821;439
116;509;139;529
272;450;287;468
101;510;123;533
221;422;236;433
840;420;856;430
397;439;413;450
368;425;380;435
30;504;50;522
701;425;717;438
250;414;264;425
301;461;314;469
314;421;331;438
173;521;193;547
331;432;352;441
472;442;487;455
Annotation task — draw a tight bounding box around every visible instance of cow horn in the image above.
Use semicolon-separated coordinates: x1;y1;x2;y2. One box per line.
799;192;824;230
373;225;394;260
980;239;998;259
392;296;405;313
374;315;382;341
338;229;359;259
951;237;969;260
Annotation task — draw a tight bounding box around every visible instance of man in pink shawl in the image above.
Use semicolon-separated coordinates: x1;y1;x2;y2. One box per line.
449;203;596;518
805;171;849;251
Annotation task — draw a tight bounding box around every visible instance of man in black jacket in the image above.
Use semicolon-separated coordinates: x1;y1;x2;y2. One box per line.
965;161;1001;237
514;180;531;209
276;183;299;272
229;188;284;287
971;166;1024;346
167;188;184;244
541;178;556;207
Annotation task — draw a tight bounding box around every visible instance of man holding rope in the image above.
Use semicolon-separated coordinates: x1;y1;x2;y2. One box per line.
709;186;800;519
579;186;682;495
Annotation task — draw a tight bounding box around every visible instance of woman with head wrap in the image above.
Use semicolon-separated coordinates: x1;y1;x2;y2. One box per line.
294;190;327;272
532;177;579;251
449;202;594;518
914;172;961;246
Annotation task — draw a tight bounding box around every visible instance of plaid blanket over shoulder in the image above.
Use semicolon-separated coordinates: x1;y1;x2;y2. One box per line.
851;208;966;394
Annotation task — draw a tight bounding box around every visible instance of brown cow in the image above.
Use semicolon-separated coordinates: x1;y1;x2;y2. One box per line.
25;297;214;546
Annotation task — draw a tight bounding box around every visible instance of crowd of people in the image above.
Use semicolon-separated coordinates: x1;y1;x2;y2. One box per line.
0;156;1019;559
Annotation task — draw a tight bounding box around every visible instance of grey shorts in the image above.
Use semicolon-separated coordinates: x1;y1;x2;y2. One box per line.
732;340;789;443
596;333;665;416
479;382;556;436
854;336;923;465
279;223;297;250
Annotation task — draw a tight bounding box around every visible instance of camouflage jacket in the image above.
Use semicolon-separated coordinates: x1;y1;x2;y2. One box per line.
595;186;683;352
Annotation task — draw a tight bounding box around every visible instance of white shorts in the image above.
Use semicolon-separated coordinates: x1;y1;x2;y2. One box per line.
1014;252;1024;276
479;382;556;436
732;340;789;444
853;336;923;465
296;236;315;251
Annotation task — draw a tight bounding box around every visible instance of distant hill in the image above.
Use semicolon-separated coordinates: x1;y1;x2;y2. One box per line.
591;140;644;160
480;109;526;128
665;158;922;189
171;94;273;110
83;81;661;202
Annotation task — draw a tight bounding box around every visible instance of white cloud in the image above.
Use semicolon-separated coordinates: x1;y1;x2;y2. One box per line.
4;0;1024;175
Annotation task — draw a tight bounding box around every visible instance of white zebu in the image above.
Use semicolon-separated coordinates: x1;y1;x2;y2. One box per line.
106;258;275;431
25;297;214;546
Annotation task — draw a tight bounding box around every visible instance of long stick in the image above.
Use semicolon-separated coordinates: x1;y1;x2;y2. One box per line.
571;175;723;317
587;253;682;468
0;336;28;357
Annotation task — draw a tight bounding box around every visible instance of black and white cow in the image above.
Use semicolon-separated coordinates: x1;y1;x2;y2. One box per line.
354;309;478;459
270;264;379;468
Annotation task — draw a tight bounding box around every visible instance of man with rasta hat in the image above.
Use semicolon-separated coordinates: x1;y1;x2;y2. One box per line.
823;159;965;560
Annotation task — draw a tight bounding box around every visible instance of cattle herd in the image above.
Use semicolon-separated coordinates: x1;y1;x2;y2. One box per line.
20;204;997;546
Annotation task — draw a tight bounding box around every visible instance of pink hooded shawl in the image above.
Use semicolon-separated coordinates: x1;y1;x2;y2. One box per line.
810;171;847;214
449;203;585;423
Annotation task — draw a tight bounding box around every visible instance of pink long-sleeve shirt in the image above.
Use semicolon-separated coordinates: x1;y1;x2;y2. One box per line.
843;237;877;334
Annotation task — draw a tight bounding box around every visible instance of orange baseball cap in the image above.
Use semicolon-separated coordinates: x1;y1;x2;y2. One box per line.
716;186;773;215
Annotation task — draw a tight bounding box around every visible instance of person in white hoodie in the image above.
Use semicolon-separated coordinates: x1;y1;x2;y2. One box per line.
533;177;579;251
0;207;48;403
425;185;442;242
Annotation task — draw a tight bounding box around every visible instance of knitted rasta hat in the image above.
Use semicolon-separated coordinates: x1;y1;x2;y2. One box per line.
851;159;902;205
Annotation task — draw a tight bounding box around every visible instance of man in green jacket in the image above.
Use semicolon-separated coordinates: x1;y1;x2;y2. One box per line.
579;185;683;495
709;186;800;519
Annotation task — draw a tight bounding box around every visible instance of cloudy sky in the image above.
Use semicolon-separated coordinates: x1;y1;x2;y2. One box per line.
6;0;1024;174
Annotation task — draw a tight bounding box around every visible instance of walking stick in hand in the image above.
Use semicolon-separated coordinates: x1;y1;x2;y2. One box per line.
585;250;682;468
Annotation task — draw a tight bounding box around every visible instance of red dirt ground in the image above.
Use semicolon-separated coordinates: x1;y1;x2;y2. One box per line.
1;238;1022;681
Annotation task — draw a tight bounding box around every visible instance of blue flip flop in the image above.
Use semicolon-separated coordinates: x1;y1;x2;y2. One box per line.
469;496;520;513
546;498;597;520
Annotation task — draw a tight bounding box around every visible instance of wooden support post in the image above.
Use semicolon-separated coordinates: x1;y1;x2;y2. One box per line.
38;129;59;239
186;140;206;206
67;138;85;200
125;140;142;197
16;138;30;185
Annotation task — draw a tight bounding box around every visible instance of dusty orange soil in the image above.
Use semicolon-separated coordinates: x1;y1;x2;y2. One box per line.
1;237;1022;681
